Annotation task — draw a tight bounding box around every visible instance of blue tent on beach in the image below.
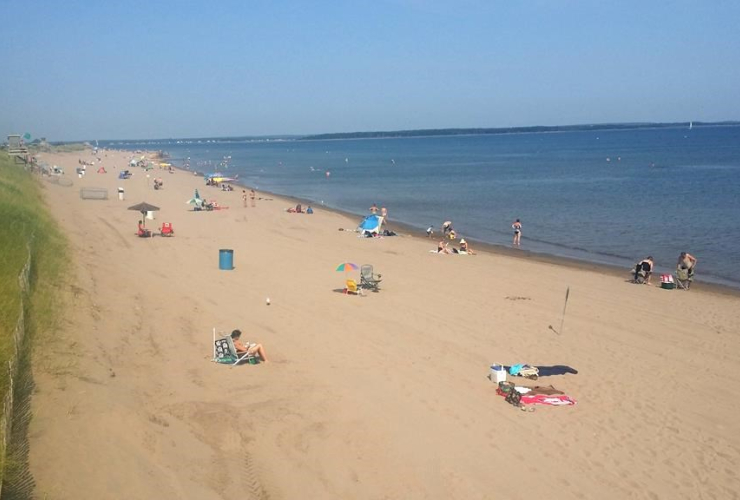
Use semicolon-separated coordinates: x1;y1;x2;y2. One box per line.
358;215;382;234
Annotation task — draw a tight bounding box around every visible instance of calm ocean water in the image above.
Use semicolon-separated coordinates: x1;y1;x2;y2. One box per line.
104;125;740;288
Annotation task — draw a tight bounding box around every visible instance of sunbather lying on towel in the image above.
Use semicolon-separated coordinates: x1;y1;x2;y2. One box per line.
231;329;269;362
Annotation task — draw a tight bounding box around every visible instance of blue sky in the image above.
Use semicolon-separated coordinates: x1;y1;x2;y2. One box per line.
1;0;739;141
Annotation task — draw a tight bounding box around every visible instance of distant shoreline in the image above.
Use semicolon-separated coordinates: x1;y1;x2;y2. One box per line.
81;120;740;146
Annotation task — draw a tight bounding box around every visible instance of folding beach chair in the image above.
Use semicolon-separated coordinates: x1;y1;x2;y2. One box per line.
160;222;174;237
212;328;257;365
360;264;382;292
675;267;693;290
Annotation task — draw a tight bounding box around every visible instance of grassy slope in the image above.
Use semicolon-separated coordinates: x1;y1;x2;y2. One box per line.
0;153;69;467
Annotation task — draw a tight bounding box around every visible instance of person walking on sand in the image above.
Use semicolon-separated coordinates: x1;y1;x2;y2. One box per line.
512;219;522;246
249;189;256;207
242;190;247;208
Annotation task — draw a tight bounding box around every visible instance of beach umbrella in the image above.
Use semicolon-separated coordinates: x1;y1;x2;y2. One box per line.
186;188;202;206
336;262;359;272
128;201;160;227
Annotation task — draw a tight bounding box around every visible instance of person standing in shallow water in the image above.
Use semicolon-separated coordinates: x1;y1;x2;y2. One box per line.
242;190;247;208
512;219;522;246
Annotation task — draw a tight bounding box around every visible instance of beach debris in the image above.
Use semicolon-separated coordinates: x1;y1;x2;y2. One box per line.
505;296;531;301
266;297;271;306
551;286;571;335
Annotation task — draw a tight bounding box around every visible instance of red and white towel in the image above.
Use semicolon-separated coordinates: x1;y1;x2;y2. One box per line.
519;394;577;406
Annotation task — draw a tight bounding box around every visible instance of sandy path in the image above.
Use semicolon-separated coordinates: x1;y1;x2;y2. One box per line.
27;150;740;499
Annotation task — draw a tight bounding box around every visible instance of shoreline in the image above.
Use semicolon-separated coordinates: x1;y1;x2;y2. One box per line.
179;162;740;298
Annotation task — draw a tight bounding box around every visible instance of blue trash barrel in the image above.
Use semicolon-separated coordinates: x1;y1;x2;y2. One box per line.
219;249;234;270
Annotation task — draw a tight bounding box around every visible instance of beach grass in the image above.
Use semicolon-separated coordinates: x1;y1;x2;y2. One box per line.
0;152;69;486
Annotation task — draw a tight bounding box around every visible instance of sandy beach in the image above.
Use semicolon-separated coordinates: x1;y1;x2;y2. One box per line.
28;149;740;499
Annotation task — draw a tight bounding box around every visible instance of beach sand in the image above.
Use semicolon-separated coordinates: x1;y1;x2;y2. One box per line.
28;150;740;499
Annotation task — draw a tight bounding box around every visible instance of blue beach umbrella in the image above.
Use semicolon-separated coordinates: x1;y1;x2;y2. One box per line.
358;215;381;233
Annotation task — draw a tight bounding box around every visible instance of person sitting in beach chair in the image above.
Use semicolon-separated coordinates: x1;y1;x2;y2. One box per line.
160;222;174;237
230;329;268;362
633;256;654;285
213;329;268;365
137;220;152;238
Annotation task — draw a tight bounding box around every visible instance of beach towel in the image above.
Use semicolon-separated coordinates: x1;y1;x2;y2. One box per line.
507;365;578;377
519;394;576;406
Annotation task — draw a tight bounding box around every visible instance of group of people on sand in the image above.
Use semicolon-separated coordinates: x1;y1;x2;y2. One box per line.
241;189;256;207
633;252;697;286
368;203;388;221
428;218;522;247
437;238;475;255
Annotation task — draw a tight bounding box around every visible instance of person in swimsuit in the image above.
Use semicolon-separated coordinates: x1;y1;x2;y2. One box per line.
512;219;522;246
437;240;450;254
231;329;269;362
137;220;151;237
634;256;654;284
677;252;697;277
459;238;475;255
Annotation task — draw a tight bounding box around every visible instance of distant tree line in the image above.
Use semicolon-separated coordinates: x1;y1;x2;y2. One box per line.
298;121;739;141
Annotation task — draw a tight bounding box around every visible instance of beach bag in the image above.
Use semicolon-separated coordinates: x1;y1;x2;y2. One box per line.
505;388;522;406
215;355;237;364
498;381;515;394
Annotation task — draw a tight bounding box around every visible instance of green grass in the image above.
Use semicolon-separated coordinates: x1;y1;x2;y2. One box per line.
0;152;70;486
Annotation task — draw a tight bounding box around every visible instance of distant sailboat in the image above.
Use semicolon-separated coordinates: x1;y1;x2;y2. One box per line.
689;121;693;130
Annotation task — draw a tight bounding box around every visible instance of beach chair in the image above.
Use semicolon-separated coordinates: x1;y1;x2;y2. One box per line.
160;222;174;237
360;264;382;292
212;329;257;365
344;279;363;296
675;267;693;290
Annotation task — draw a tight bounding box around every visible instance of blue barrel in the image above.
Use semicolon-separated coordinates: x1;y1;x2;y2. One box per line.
219;249;234;270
